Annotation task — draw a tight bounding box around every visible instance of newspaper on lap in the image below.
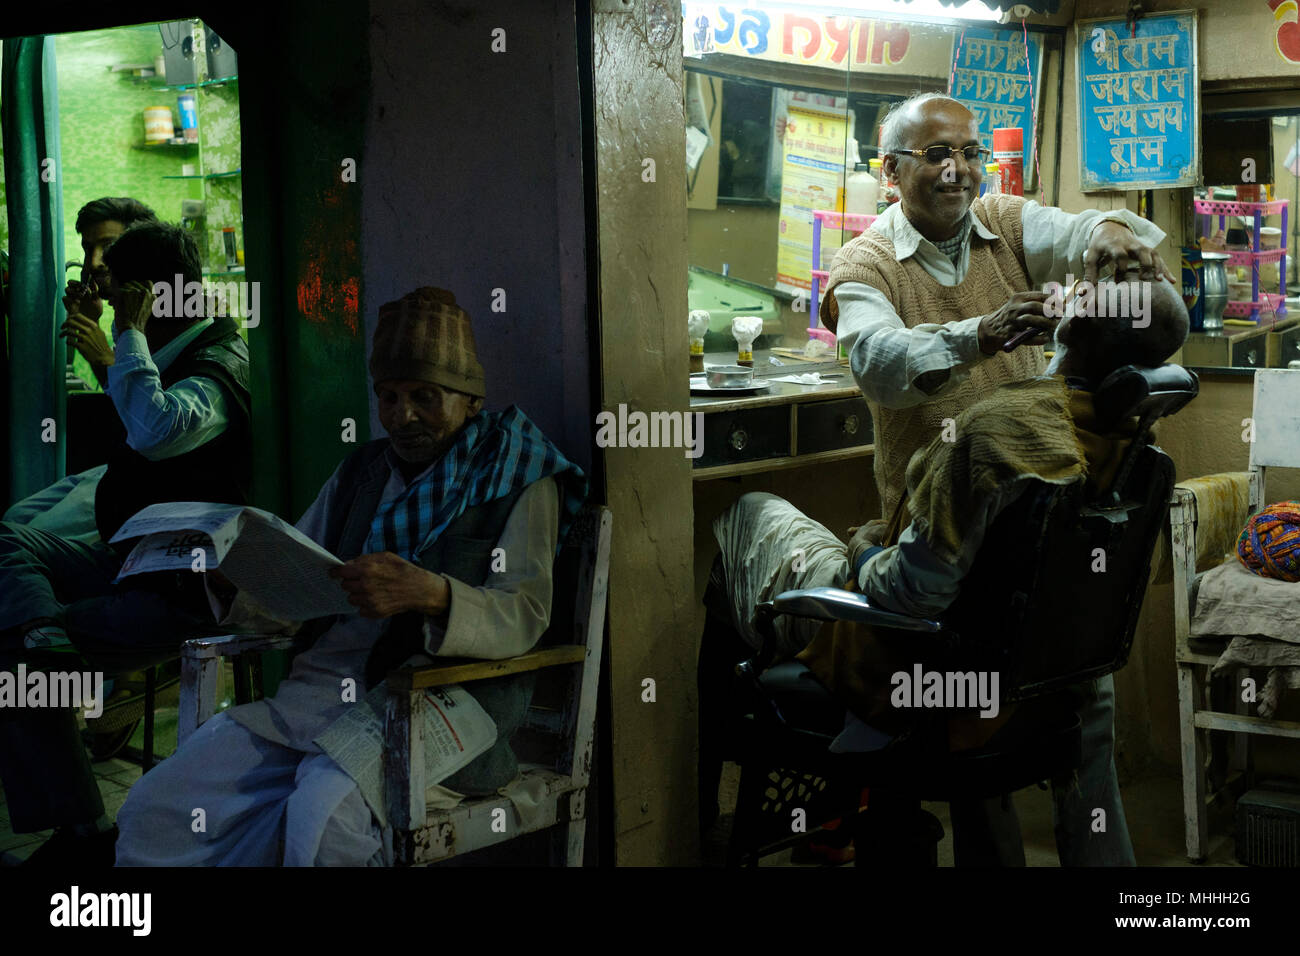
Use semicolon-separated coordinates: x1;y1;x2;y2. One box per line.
316;681;497;828
112;501;499;818
111;501;355;620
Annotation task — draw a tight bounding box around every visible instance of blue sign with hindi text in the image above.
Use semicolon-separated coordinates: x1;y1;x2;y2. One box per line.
1076;11;1199;191
950;27;1043;189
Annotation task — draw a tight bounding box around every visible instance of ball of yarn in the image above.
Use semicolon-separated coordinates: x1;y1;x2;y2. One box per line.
1237;501;1300;582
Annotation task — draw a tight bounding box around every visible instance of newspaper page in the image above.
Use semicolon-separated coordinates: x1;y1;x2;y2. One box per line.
315;682;498;828
112;502;355;620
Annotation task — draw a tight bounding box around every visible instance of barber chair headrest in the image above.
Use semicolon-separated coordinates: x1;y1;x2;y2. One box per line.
1093;363;1199;431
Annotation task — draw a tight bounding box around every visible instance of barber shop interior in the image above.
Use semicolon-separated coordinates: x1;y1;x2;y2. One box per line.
0;0;1297;908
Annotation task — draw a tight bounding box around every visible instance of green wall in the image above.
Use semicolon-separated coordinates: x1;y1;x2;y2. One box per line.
53;22;245;387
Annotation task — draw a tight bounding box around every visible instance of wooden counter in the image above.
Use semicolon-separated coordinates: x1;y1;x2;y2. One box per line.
690;349;873;480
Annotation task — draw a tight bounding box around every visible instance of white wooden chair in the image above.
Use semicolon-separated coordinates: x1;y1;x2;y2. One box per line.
176;503;612;866
1169;368;1300;861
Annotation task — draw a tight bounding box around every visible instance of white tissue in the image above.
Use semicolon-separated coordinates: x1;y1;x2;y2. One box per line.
770;373;828;386
731;315;764;350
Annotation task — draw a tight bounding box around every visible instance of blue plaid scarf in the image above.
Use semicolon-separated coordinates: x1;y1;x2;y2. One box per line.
366;406;587;561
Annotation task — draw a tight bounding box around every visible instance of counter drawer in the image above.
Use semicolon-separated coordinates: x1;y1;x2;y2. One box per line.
1231;332;1268;370
796;396;873;455
1268;322;1300;368
695;405;791;469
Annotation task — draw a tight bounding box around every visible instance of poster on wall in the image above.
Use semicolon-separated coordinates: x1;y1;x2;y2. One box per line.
1076;10;1199;191
950;27;1043;191
776;103;849;296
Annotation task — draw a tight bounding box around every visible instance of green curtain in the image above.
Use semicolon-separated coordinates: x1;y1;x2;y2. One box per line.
2;36;66;506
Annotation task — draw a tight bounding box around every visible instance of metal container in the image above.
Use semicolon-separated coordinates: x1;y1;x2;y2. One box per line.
705;365;754;388
1202;252;1229;331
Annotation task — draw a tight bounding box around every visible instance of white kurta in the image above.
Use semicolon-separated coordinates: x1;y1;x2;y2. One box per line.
115;452;559;867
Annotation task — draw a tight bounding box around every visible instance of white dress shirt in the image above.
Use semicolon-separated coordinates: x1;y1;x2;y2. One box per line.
833;200;1167;410
107;318;231;461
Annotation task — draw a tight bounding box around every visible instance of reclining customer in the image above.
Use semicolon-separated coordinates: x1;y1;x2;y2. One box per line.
711;276;1190;863
115;286;586;866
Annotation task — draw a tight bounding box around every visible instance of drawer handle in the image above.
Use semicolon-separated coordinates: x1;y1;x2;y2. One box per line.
840;414;860;436
1247;349;1258;366
729;426;749;451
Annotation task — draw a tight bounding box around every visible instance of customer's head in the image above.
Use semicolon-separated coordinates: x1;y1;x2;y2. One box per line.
369;287;485;464
1055;276;1190;380
880;92;984;242
101;221;202;320
74;197;158;294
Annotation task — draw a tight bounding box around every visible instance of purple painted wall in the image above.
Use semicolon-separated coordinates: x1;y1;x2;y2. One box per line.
361;0;592;472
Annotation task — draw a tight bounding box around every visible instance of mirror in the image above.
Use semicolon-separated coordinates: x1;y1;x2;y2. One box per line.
1184;108;1299;373
682;4;1055;368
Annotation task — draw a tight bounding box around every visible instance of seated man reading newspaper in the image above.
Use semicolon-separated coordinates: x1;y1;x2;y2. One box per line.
114;287;586;866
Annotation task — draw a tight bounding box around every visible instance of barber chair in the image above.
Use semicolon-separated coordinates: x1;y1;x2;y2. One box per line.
712;364;1199;866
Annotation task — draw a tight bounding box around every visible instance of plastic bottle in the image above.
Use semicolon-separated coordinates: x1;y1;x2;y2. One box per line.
845;163;879;218
868;159;887;214
984;163;1001;196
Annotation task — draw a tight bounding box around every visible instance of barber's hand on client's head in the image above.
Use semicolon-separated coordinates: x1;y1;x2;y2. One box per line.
329;552;452;619
977;291;1055;355
1084;220;1177;287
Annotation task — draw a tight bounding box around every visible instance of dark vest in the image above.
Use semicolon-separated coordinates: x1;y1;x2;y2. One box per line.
313;438;536;795
95;316;252;547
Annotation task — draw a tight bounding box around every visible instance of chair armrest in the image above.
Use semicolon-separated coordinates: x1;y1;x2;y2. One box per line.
385;644;588;691
762;587;942;633
181;632;298;662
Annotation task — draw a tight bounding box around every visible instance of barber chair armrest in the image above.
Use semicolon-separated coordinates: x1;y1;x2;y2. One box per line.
760;587;942;633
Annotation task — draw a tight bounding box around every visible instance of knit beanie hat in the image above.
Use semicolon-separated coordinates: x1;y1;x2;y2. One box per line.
369;287;486;397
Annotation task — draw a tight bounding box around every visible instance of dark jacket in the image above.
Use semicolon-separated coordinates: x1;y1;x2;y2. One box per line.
95;316;252;547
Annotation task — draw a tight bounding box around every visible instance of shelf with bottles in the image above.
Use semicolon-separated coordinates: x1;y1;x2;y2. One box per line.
1194;198;1289;323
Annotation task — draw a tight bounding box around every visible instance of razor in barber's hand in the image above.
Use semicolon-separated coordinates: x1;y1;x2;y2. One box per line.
1001;276;1095;352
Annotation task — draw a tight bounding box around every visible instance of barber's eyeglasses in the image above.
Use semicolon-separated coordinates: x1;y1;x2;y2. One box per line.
894;144;992;166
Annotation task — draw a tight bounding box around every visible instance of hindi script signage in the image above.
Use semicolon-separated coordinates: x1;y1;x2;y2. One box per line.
1076;10;1199;191
950;27;1043;190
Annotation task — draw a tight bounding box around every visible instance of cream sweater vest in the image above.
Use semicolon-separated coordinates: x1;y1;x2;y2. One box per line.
821;194;1047;515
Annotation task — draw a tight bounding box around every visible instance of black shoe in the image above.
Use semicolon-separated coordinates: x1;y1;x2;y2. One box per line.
21;825;120;868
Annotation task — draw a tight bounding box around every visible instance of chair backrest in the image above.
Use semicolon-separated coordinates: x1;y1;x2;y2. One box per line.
942;366;1196;702
1249;369;1300;506
514;503;612;780
944;444;1174;701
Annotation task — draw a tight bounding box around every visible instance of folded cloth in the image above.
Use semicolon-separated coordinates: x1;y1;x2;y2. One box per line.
1197;556;1300;718
1192;558;1300;644
1210;636;1300;718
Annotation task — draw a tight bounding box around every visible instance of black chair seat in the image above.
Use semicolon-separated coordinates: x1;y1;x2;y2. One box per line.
754;661;846;736
746;660;1083;801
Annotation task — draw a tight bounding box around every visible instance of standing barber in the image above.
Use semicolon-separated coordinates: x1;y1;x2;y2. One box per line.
826;92;1174;518
821;92;1172;866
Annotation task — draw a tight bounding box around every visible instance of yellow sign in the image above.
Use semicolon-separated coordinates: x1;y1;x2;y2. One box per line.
777;106;849;294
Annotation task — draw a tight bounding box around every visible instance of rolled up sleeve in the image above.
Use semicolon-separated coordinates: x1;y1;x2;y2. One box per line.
835;281;987;409
1020;200;1167;288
